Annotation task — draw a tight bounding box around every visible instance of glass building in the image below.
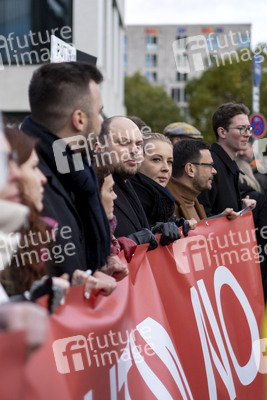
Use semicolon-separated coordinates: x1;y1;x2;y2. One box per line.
0;0;73;65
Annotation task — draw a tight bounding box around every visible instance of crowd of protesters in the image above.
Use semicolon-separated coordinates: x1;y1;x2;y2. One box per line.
0;61;266;366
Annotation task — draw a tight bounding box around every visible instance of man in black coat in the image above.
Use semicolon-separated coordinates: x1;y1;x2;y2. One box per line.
198;103;267;300
21;62;114;286
96;116;181;247
198;103;256;216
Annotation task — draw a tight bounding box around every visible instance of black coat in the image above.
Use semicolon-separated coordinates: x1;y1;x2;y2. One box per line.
21;117;110;276
113;174;150;238
198;143;242;216
36;156;88;277
130;172;175;226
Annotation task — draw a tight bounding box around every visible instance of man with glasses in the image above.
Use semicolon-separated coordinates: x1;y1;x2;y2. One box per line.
168;139;238;221
198;102;256;216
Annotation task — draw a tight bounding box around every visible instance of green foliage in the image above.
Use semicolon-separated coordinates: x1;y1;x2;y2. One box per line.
186;48;267;143
124;72;182;132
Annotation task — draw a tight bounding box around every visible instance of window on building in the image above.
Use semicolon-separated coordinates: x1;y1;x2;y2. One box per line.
146;53;157;67
146;71;157;83
171;88;180;102
175;36;187;49
184;88;187;102
176;72;188;82
177;54;188;69
206;35;218;51
123;53;127;69
146;54;151;67
177;88;181;102
238;33;250;48
123;35;127;51
146;35;157;50
0;0;73;65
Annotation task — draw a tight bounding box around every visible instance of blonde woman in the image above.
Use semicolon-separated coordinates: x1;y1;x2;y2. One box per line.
131;132;197;235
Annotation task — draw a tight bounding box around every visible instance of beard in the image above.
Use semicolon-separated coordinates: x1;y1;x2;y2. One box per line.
114;162;140;180
194;173;212;192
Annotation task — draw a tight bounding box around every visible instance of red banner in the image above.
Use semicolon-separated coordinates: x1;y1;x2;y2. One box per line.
5;212;267;399
0;331;26;400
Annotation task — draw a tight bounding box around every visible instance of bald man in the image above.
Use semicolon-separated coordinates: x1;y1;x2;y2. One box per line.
97;116;180;247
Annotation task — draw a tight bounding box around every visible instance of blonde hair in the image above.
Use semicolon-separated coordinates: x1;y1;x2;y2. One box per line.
236;159;261;192
143;132;172;146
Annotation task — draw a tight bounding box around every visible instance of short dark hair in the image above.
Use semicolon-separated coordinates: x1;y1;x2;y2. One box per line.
212;102;250;140
29;62;103;133
172;139;210;178
98;117;114;145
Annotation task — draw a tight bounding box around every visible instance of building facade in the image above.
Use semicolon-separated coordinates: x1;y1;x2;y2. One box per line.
125;24;251;117
0;0;125;123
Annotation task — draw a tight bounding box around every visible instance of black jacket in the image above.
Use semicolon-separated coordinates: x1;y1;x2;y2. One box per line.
198;143;242;216
130;172;175;226
113;174;150;238
21;117;110;276
37;158;88;277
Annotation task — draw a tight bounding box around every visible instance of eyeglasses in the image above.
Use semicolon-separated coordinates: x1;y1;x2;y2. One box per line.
190;162;215;169
229;126;253;136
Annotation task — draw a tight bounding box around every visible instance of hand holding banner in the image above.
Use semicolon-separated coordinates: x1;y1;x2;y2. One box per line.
3;213;265;399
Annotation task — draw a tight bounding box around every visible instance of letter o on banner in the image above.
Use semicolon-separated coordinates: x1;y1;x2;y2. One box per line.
214;266;260;385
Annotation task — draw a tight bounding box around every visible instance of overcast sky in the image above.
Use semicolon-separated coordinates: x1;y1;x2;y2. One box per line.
125;0;267;49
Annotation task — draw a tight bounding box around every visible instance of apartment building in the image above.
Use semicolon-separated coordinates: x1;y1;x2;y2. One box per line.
125;24;251;117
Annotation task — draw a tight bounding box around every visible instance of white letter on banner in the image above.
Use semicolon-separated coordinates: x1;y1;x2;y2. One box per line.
214;266;260;384
84;390;93;400
191;284;236;400
116;341;132;399
109;364;118;400
132;318;193;400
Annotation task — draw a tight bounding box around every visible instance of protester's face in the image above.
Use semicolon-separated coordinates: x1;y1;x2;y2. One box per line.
223;114;251;153
86;80;103;140
0;136;21;203
106;118;144;180
193;149;217;191
100;174;117;221
238;143;254;162
20;150;47;212
139;140;173;187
